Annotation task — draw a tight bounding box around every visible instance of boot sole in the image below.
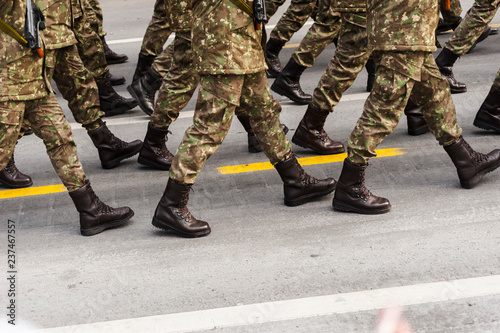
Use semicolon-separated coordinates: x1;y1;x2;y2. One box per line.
152;217;211;238
292;137;345;155
284;184;336;207
408;126;430;136
137;156;171;170
271;82;311;105
101;145;143;169
333;200;391;214
0;179;33;189
127;85;153;116
473;119;500;134
80;210;134;236
460;158;500;189
450;86;467;94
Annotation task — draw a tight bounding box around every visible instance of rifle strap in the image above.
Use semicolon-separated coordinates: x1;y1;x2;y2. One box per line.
228;0;253;17
0;19;28;46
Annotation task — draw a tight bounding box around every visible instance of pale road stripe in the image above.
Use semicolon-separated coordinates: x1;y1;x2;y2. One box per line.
68;93;370;129
37;275;500;333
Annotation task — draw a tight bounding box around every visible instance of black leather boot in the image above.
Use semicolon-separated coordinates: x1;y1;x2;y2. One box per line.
137;123;174;170
292;105;345;154
435;48;467;94
101;36;128;65
473;85;500;133
133;53;158;82
152;178;211;238
127;67;162;116
436;17;462;35
444;136;500;189
236;114;262;153
87;122;143;169
404;100;429;136
109;74;126;86
97;74;137;117
275;156;337;206
69;179;134;236
333;159;391;214
365;57;376;92
0;153;33;188
266;38;285;78
271;58;312;105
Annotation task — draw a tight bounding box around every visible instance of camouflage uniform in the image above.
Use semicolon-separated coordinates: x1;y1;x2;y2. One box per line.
441;0;462;26
292;0;342;68
445;0;499;56
268;0;317;43
169;0;292;184
87;0;104;37
266;0;287;18
0;0;86;191
139;0;172;58
347;0;463;165
311;0;369;113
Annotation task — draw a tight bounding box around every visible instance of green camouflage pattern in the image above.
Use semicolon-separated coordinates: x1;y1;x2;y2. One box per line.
140;0;172;57
87;0;105;37
35;0;78;49
293;0;342;67
311;12;370;113
268;0;317;43
150;41;175;78
169;72;292;184
191;0;266;75
445;0;499;56
332;0;366;12
367;0;438;52
266;0;287;18
441;0;462;26
347;52;462;165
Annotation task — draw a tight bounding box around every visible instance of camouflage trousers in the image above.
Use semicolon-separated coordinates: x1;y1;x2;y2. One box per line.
0;96;86;191
269;0;317;43
293;0;342;68
311;12;370;113
140;0;172;57
45;47;103;130
445;0;500;56
74;0;109;84
441;0;463;25
266;0;287;18
169;72;292;184
151;41;175;78
347;51;463;165
87;0;105;38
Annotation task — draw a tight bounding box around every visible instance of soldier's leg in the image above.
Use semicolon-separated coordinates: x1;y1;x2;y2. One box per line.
266;0;288;18
290;12;369;154
138;33;200;170
473;68;500;133
440;0;463;28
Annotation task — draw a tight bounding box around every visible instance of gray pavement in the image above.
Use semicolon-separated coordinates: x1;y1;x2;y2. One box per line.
1;1;500;332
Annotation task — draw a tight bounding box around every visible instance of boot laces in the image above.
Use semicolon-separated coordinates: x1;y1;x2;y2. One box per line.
90;191;114;214
353;171;372;202
175;187;194;222
3;157;18;176
294;155;319;185
152;131;174;159
108;132;128;149
463;140;489;164
314;128;330;143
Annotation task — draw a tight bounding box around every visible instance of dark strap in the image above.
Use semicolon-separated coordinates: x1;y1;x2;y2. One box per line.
228;0;253;16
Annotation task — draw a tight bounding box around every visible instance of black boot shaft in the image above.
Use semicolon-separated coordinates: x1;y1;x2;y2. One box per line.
133;53;158;82
473;86;500;133
138;123;174;170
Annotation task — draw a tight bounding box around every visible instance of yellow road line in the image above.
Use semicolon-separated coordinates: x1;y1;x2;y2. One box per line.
218;147;408;175
0;184;66;200
491;23;500;27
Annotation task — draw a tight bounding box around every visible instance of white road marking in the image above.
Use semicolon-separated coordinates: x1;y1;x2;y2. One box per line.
37;275;500;333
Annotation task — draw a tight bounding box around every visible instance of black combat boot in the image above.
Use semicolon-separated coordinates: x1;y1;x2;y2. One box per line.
152;178;211;238
435;48;467;94
365;57;376;92
109;73;126;86
444;136;500;189
69;179;134;236
292;105;345;154
87;122;143;169
127;67;163;116
275;155;337;206
101;36;128;65
236;114;289;153
333;159;391;214
132;53;158;82
404;100;429;136
271;58;312;105
266;38;286;78
137;123;174;170
0;153;33;188
436;17;462;35
473;85;500;133
97;74;138;117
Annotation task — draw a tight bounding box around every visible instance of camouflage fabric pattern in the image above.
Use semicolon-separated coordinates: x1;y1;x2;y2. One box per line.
266;0;287;18
140;0;172;57
0;97;86;191
494;69;500;89
87;0;105;37
367;0;439;52
332;0;365;12
268;0;317;43
166;0;192;32
445;0;500;56
347;52;462;165
152;32;198;128
35;0;78;49
441;0;462;25
311;12;370;113
293;0;342;67
191;0;266;75
45;47;102;128
169;72;292;184
151;41;175;78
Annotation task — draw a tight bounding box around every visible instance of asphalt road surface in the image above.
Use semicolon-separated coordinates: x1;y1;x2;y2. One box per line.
1;1;500;332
